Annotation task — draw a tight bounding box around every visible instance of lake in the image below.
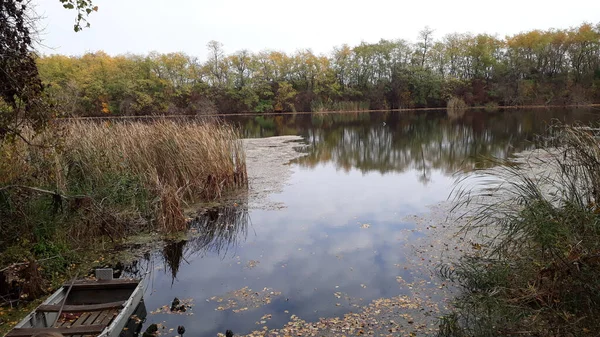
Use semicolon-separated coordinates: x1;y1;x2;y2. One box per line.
123;108;600;337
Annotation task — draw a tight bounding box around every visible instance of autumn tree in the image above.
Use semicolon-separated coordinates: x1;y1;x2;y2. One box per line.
416;26;434;68
206;40;226;87
32;21;600;115
0;0;97;141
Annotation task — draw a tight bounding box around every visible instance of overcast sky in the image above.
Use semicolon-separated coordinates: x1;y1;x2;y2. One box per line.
36;0;600;60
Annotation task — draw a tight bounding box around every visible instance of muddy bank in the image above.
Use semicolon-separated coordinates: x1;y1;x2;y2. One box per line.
242;136;308;210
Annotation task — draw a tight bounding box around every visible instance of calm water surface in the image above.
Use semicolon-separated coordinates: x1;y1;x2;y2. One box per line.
125;109;600;336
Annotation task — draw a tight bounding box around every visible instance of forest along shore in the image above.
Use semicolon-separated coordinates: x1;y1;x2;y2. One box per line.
37;23;600;117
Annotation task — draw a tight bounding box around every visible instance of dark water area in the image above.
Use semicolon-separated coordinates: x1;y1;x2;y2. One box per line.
125;109;600;337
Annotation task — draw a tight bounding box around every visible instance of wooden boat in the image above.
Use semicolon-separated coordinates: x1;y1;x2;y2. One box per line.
6;271;144;337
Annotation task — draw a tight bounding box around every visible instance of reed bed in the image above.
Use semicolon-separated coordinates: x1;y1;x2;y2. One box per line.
0;120;247;249
64;121;246;230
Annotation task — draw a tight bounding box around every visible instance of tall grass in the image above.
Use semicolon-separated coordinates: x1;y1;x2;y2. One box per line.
441;123;600;336
0;120;247;250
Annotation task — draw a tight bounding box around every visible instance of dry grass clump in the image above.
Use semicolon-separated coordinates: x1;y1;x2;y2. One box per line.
63;120;247;233
311;100;370;112
441;122;600;336
65;120;247;197
0;120;247;248
447;97;468;119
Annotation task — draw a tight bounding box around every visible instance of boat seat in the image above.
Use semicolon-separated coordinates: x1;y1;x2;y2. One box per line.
63;279;139;290
6;325;106;337
37;300;126;312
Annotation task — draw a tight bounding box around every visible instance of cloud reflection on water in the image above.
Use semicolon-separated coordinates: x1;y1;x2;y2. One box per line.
128;109;600;336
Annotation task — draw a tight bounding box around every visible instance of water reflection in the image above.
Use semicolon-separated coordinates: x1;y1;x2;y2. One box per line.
162;241;187;283
230;109;600;179
188;205;250;258
128;204;250;282
121;301;148;337
129;109;600;337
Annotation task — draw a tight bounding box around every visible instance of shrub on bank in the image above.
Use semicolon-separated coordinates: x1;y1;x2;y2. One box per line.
440;123;600;336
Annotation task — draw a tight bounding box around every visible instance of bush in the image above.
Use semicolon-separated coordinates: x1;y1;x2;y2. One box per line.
442;123;600;336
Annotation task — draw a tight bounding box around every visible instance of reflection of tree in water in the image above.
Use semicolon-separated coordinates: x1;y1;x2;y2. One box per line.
121;204;250;282
162;240;187;283
121;252;151;280
302;112;527;178
227;109;600;182
187;205;249;257
161;204;250;281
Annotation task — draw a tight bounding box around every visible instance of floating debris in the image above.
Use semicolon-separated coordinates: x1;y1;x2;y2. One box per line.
210;287;282;312
150;298;194;315
246;260;260;269
238;294;438;337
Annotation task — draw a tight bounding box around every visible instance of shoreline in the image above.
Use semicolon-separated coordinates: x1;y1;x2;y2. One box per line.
0;135;309;334
56;103;600;120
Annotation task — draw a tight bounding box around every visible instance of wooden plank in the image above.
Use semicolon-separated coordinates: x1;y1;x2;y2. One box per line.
93;310;110;326
71;312;91;327
6;325;106;337
38;301;126;313
86;311;102;326
58;313;83;327
98;310;118;326
63;279;138;290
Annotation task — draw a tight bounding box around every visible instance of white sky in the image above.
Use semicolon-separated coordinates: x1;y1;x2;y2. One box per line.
36;0;600;60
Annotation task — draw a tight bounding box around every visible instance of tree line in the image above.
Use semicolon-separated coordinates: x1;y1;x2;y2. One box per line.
36;23;600;116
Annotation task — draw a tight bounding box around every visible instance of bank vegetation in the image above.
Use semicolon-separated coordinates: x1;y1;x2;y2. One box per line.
440;123;600;336
0;120;246;300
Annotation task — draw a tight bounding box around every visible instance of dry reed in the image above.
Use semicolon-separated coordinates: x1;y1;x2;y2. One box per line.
63;120;247;233
0;120;247;241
